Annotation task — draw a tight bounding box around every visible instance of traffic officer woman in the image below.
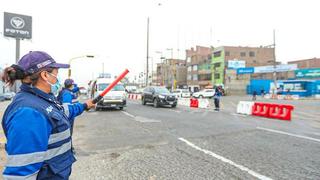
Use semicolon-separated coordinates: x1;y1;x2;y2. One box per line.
1;51;95;179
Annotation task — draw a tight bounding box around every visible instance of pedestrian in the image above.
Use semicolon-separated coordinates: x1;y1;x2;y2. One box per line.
1;51;95;179
252;90;257;101
261;89;265;97
57;78;80;153
213;86;223;111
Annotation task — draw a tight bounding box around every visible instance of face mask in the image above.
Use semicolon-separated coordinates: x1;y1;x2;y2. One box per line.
46;72;61;95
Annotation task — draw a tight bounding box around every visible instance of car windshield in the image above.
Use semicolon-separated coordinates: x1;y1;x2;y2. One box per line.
98;84;125;91
155;87;170;94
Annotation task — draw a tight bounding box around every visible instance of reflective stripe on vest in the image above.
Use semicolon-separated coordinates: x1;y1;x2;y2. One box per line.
6;131;71;167
48;129;70;144
62;103;70;117
3;170;39;180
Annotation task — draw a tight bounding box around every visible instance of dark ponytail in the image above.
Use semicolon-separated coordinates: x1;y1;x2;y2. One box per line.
1;65;26;86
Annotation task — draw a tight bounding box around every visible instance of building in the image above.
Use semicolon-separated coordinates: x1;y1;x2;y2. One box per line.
212;46;276;86
186;46;213;91
156;59;186;89
288;58;320;69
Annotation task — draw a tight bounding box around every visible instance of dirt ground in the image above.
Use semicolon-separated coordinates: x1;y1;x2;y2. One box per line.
0;144;5;173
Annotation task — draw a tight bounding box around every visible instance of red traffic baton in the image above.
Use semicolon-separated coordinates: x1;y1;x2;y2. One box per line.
92;69;129;104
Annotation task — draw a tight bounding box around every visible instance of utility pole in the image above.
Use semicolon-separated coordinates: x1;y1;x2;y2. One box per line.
14;38;20;92
273;29;277;95
146;17;150;87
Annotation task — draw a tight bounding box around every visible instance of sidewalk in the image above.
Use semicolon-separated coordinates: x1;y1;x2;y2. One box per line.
0;101;10;145
0;101;10;173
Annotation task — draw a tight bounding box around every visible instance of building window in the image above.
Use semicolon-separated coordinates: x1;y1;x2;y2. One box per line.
213;51;221;58
225;51;230;56
214;73;220;79
193;74;198;80
214;63;221;68
187;66;192;72
193;65;198;71
187;74;192;80
187;57;191;63
240;52;246;57
249;51;255;57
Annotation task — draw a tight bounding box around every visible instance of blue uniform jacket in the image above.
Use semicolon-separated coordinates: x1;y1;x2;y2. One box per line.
2;83;87;179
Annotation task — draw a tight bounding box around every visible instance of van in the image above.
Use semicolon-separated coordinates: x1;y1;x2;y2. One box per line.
90;78;127;110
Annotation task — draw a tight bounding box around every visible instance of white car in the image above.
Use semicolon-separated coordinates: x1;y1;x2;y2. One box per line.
171;89;191;98
192;89;215;98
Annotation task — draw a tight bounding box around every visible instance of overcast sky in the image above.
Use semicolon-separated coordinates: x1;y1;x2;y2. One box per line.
1;0;319;87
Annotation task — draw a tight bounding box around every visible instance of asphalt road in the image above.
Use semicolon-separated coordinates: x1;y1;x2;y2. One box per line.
69;96;320;180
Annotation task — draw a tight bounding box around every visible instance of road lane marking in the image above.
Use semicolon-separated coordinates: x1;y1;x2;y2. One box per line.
230;113;247;117
230;101;237;107
294;111;318;118
257;127;320;143
121;111;135;118
168;109;181;113
178;138;272;180
121;111;160;123
312;132;320;136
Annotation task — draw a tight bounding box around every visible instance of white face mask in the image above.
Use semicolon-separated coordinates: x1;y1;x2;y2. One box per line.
46;72;61;95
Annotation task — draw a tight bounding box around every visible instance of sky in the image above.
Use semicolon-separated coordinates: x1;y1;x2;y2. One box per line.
1;0;319;87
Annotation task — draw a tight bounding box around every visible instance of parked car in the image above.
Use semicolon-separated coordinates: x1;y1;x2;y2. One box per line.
192;89;215;98
171;89;191;98
79;87;87;95
3;92;16;100
0;94;6;102
141;86;177;108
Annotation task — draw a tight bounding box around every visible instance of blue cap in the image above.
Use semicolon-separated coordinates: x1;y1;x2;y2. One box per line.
18;51;70;74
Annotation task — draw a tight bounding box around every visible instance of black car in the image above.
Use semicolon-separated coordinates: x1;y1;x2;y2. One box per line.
141;86;177;108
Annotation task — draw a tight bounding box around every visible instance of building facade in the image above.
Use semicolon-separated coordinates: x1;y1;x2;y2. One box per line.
288;58;320;69
156;59;186;89
212;46;275;86
186;46;213;90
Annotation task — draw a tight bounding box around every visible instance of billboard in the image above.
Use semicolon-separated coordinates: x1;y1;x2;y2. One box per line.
3;12;32;39
236;64;298;75
254;64;297;73
228;60;245;69
295;68;320;78
237;67;254;74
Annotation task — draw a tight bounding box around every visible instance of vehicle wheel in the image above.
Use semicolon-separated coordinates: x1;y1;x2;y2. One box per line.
119;107;124;110
95;107;100;111
142;98;146;105
153;99;159;108
171;104;177;108
199;95;203;99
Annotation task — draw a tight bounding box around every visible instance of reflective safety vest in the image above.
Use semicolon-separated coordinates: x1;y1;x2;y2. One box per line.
2;83;85;179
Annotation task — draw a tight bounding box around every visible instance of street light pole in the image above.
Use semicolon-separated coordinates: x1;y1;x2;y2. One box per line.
146;17;150;87
68;55;94;78
272;29;277;95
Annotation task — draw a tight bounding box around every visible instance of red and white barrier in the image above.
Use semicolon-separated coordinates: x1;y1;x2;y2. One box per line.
237;101;294;121
128;94;142;100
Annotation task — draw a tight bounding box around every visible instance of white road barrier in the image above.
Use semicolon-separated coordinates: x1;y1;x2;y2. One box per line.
237;101;255;115
198;99;210;109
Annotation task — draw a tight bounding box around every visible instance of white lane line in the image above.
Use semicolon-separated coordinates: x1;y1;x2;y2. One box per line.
121;111;135;118
294;111;318;118
168;109;181;113
121;111;160;123
178;138;272;180
230;101;237;107
230;113;247;117
257;127;320;143
312;132;320;136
